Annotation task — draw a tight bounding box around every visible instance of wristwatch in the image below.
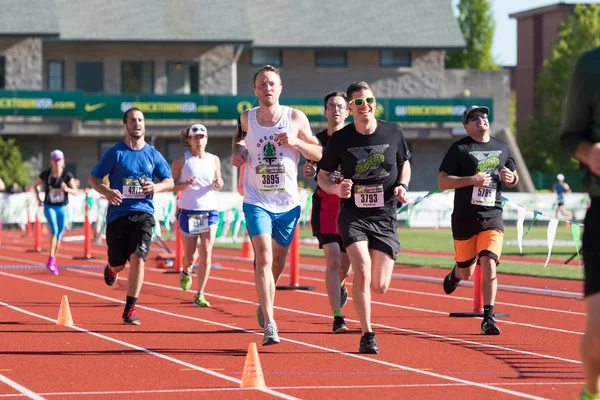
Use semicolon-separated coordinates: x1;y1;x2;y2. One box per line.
399;183;409;191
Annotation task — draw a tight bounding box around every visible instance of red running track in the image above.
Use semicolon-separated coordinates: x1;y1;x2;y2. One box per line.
0;229;585;399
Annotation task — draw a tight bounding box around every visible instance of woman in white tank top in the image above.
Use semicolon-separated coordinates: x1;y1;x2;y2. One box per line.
170;124;224;307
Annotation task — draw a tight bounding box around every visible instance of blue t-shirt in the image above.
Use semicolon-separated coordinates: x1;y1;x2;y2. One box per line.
91;141;172;224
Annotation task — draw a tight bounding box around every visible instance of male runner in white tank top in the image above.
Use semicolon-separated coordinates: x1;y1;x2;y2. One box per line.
232;65;322;345
171;123;224;308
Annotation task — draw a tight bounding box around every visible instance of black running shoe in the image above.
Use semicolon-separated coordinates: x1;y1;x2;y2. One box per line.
332;316;348;334
340;282;348;308
443;264;460;294
359;332;379;354
122;306;140;325
104;266;117;286
481;318;500;335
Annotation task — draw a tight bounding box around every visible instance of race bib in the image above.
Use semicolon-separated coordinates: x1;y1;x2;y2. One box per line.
354;184;384;208
471;182;497;206
188;213;209;234
256;165;285;191
122;177;145;199
48;188;65;203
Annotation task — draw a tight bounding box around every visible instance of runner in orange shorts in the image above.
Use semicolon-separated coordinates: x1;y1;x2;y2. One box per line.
438;105;519;336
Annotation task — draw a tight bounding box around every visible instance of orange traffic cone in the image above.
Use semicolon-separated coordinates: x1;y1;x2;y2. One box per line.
56;295;74;326
240;232;254;260
240;342;266;388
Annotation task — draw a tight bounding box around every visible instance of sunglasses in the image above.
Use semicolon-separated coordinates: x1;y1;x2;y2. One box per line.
326;103;348;111
467;113;488;122
349;97;376;106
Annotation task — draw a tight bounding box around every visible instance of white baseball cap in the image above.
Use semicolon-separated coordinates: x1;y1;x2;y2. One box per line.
189;124;208;137
557;174;565;181
50;149;64;160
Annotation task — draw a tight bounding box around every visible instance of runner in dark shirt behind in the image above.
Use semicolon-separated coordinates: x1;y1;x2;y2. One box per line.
559;47;600;400
303;91;352;334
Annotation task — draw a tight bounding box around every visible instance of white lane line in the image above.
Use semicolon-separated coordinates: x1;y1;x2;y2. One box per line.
0;301;298;400
0;373;45;400
0;271;555;399
206;271;585;336
0;381;584;398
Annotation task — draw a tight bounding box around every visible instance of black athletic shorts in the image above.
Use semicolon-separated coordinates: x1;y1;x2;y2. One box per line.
105;211;154;267
316;234;346;252
583;197;600;297
338;207;399;260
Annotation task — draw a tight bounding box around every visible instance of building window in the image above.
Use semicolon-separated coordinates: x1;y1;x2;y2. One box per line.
47;60;64;90
251;49;282;67
122;62;154;93
380;50;411;67
0;56;5;89
316;50;347;67
76;61;104;92
166;62;199;94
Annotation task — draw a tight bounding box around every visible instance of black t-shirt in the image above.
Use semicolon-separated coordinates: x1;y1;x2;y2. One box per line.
320;120;411;219
39;168;74;206
439;136;516;220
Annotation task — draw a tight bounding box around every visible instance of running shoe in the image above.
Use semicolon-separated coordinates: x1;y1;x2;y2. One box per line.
179;271;192;291
256;304;265;328
46;256;59;276
122;306;140;325
262;322;280;345
193;293;211;307
443;264;460;294
104;265;117;286
332;316;348;334
579;387;600;400
340;281;348;308
481;317;500;335
359;332;379;354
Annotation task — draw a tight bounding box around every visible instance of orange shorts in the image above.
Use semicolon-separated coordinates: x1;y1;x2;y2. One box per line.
454;229;504;266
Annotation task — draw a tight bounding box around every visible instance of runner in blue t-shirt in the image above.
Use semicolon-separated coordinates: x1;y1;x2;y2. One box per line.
88;107;173;325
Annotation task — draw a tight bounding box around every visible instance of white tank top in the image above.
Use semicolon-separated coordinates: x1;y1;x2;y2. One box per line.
178;151;218;211
243;106;299;212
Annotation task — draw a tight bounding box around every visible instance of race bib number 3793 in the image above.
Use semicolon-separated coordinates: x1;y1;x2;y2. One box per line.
354;184;384;208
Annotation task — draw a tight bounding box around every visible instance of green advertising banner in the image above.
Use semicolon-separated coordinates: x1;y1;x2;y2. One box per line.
0;91;493;123
0;90;83;117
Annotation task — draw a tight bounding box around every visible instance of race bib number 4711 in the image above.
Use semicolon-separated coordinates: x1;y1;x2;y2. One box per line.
123;177;145;199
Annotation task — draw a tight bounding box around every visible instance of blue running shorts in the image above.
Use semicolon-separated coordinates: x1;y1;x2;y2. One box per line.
242;203;300;247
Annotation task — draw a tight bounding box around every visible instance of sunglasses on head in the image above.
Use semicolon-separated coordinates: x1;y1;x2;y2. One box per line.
191;126;206;133
349;97;376;106
467;113;488;122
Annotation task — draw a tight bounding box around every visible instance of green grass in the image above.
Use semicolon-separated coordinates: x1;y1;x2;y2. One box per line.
216;225;584;281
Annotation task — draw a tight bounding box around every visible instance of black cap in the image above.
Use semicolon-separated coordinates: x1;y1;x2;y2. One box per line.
462;105;490;125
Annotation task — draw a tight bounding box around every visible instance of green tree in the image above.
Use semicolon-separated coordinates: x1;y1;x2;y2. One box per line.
519;4;600;174
446;0;498;69
0;137;34;189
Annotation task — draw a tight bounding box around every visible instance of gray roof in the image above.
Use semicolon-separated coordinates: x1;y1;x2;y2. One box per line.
2;0;465;49
0;0;59;36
